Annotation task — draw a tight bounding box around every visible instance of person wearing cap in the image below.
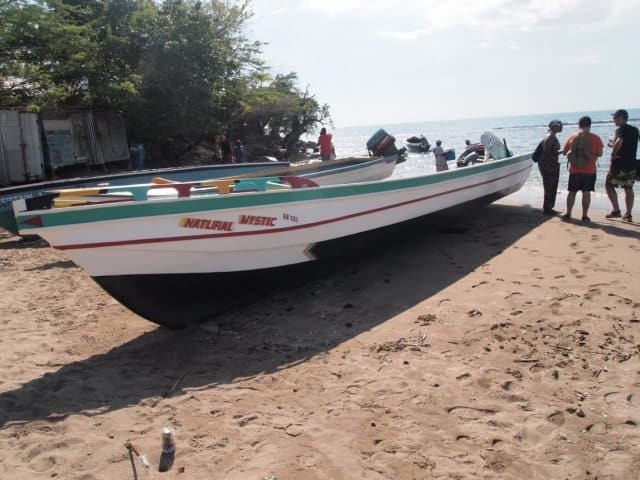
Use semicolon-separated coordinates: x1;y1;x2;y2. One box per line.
605;109;639;222
561;116;603;222
538;120;563;215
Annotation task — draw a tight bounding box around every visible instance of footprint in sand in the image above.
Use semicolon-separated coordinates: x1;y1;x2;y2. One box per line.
547;411;565;426
584;287;601;300
504;292;522;299
585;422;608;435
531;268;544;280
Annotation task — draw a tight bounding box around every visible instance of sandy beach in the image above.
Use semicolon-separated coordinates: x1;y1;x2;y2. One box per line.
1;198;639;479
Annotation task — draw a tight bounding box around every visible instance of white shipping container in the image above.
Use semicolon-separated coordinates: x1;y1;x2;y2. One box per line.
0;111;45;184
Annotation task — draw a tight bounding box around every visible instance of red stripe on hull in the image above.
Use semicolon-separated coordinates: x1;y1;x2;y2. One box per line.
56;166;530;250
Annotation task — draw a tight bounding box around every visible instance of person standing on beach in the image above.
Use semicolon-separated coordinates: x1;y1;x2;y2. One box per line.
539;120;563;215
220;136;235;164
234;139;246;163
561;116;603;222
433;140;448;171
317;127;333;161
605;109;638;222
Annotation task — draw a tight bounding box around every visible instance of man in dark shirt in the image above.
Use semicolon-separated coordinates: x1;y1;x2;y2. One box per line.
605;109;639;222
539;119;563;215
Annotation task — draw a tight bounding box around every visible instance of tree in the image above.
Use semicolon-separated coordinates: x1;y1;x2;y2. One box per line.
128;0;260;155
0;0;330;164
0;0;146;110
236;72;330;160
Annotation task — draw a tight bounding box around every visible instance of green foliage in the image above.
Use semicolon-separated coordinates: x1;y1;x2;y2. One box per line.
237;71;330;158
0;0;330;162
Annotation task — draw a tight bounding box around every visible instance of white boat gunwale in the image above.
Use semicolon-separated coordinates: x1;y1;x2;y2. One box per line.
54;160;531;252
15;154;531;232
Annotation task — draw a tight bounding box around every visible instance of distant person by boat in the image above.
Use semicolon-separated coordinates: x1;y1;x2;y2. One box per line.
221;136;235;164
457;141;485;167
561;116;603;222
432;140;449;172
538;120;563;215
212;135;223;163
317;127;333;161
605;109;638;222
234;139;246;163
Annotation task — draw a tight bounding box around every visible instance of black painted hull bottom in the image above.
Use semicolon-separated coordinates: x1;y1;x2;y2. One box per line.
93;189;512;328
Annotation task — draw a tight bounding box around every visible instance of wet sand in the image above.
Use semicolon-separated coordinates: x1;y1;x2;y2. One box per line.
0;199;639;479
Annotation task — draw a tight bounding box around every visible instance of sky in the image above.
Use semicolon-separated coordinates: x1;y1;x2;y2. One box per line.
247;0;640;127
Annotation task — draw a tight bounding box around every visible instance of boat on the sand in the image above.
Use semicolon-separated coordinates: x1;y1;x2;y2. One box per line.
0;161;289;234
1;133;403;233
14;147;532;329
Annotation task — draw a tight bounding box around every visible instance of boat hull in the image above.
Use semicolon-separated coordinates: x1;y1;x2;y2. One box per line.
93;188;510;328
406;142;429;153
15;154;532;327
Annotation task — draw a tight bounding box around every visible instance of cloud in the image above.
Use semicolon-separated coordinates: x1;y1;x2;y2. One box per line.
378;28;431;40
566;53;601;64
291;0;639;31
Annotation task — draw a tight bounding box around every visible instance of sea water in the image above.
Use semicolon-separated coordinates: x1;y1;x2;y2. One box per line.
324;108;640;209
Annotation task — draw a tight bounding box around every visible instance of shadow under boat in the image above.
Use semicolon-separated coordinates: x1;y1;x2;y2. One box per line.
95;190;520;329
0;201;547;426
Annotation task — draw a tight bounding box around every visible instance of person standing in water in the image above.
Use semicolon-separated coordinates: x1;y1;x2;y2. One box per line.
432;140;448;172
317;127;333;161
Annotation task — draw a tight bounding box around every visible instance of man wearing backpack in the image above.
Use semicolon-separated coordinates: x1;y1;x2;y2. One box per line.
605;109;639;223
561;116;603;222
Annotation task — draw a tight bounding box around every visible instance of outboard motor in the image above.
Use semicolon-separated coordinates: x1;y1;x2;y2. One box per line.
367;129;398;157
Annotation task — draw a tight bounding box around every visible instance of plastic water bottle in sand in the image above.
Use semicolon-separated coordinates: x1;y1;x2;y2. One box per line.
161;426;176;453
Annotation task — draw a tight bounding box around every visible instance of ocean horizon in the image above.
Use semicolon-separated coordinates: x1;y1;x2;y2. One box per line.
320;108;640;209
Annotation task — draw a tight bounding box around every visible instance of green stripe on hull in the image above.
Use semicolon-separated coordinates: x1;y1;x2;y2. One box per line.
17;156;528;229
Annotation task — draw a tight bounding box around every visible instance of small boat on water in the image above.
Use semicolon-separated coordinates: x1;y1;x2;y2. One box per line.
406;135;430;153
14;145;532;328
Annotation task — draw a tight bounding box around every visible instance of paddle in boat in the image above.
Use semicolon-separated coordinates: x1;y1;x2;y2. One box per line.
13;136;532;329
0;161;289;234
1;129;403;234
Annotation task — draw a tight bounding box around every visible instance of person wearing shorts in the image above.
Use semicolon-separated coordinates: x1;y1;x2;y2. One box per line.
605;109;639;222
561;116;603;222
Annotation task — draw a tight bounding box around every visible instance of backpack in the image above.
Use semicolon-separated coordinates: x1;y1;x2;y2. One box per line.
567;133;591;167
531;140;544;163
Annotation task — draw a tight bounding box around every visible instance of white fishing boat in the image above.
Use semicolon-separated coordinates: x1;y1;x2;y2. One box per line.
3;131;403;233
14;146;532;328
0;161;289;234
221;153;402;187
